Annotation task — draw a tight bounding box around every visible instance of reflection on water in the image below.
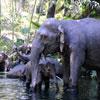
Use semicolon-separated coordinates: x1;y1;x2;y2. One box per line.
0;73;99;100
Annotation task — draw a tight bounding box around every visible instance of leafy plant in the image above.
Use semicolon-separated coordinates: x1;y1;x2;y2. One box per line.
21;27;30;35
31;21;40;29
14;38;24;46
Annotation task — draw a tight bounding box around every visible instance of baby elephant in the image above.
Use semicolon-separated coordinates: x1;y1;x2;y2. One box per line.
26;57;62;91
7;64;26;78
39;57;62;91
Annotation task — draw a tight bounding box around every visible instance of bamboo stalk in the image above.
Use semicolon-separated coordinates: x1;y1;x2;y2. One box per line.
29;0;37;28
0;0;1;38
37;0;43;22
12;0;14;40
28;0;37;41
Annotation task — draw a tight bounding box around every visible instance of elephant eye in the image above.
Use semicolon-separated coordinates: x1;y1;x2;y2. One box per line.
41;34;48;40
37;30;41;35
47;67;50;71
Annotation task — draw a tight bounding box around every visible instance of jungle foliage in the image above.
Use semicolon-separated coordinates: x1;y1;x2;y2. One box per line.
0;0;100;54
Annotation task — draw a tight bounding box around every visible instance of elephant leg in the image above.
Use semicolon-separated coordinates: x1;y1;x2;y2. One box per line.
26;75;31;89
36;72;42;91
26;70;31;88
37;81;42;91
69;50;85;91
62;56;70;89
52;68;59;91
96;70;100;91
44;76;49;92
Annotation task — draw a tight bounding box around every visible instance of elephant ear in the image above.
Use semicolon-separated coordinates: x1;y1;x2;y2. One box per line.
58;25;64;53
2;53;8;59
39;57;46;71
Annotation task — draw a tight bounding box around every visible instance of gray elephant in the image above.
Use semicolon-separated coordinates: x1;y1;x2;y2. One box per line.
9;49;62;91
7;64;27;78
8;45;31;66
15;47;30;64
0;52;12;72
23;57;62;91
39;57;62;91
31;18;100;92
39;57;62;77
10;45;31;55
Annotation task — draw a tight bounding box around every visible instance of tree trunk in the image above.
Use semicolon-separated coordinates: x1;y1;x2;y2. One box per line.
47;3;56;18
47;0;57;18
37;0;43;22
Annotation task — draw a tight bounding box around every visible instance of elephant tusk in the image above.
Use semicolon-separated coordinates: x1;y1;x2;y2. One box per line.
56;76;63;82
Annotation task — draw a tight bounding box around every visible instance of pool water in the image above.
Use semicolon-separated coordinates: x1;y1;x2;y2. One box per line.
0;73;99;100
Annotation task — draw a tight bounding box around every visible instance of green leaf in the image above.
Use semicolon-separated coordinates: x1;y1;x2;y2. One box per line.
91;10;96;15
21;27;30;35
31;21;40;29
14;38;24;46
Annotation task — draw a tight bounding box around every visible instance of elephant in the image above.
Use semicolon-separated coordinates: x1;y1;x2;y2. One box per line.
10;47;62;91
10;45;31;55
39;57;63;91
0;52;12;71
8;47;31;66
16;51;62;91
7;64;26;78
24;61;42;90
15;48;62;77
25;57;62;91
30;18;100;92
15;47;30;64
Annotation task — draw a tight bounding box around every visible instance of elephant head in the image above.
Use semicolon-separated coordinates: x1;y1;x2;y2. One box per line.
0;52;8;63
37;18;65;54
31;18;65;88
39;57;52;77
15;47;30;63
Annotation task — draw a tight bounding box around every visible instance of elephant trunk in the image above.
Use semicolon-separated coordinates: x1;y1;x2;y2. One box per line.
16;49;30;63
31;36;45;88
